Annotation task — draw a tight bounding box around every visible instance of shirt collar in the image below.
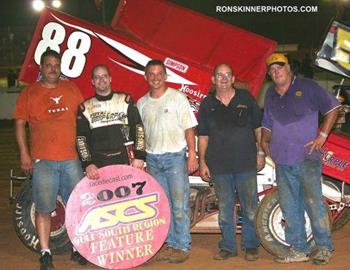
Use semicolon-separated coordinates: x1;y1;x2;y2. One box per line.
272;76;297;97
95;91;113;101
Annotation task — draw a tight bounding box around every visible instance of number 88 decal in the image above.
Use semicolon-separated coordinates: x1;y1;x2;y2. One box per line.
34;22;91;78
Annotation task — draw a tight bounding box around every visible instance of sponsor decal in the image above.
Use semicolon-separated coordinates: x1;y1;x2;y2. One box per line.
65;165;170;269
77;136;90;161
14;202;40;250
321;147;349;171
135;124;145;151
179;84;206;113
164;57;189;73
179;84;207;99
90;111;127;124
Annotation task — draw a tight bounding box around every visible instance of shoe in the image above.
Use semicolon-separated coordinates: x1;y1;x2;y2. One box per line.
154;246;174;261
274;248;309;263
312;248;332;265
213;249;237;260
245;248;259;261
168;249;189;263
71;251;88;265
39;252;54;270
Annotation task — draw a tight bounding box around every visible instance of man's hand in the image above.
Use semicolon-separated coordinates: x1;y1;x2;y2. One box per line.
86;164;100;180
305;134;327;155
257;154;266;172
20;152;32;175
131;159;144;169
187;151;198;174
199;160;211;182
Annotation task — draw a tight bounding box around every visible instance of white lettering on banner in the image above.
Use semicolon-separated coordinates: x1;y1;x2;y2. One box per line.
179;84;207;99
34;22;92;78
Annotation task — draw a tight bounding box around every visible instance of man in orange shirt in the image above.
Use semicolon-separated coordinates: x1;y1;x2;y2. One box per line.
14;50;85;270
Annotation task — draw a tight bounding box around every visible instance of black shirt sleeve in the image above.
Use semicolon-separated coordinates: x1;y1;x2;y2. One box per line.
244;90;262;129
127;97;146;160
198;97;210;136
76;104;93;169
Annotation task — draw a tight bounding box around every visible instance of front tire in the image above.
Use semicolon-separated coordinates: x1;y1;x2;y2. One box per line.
12;180;71;254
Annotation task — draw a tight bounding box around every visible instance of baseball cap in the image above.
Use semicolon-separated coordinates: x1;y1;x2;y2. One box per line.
266;53;288;67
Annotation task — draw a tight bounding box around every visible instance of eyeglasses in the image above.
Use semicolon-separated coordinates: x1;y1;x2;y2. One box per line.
215;72;233;80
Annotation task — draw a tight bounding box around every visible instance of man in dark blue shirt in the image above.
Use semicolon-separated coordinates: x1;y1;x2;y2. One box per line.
198;63;264;261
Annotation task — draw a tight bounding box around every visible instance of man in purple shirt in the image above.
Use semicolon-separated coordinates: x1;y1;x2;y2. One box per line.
261;53;340;265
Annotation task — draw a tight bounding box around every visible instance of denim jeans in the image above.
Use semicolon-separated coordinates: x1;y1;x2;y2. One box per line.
32;159;83;213
212;170;259;253
276;159;334;253
146;148;191;251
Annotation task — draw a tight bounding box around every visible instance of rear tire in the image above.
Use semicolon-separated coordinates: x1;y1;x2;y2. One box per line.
332;208;350;230
255;189;316;256
322;175;350;230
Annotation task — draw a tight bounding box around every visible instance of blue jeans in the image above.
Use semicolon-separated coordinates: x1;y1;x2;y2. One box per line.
276;159;334;253
32;159;83;213
146;148;191;251
212;170;259;253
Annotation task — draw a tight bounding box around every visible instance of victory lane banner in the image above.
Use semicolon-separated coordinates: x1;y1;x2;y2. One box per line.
65;165;170;269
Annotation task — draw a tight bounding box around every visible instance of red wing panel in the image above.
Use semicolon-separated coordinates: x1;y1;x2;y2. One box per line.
19;8;211;109
111;0;277;97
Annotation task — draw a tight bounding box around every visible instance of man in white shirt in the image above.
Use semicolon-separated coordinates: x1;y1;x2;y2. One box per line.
137;59;198;263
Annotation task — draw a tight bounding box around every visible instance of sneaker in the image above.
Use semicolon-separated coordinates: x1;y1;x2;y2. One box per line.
245;248;259;261
312;248;332;265
39;252;54;270
71;250;88;265
213;249;237;260
154;246;174;261
168;249;189;263
274;248;309;263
